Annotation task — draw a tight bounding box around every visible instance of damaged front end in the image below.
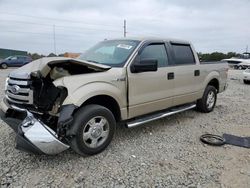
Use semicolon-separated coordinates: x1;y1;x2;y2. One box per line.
0;98;76;155
13;105;69;155
0;57;110;155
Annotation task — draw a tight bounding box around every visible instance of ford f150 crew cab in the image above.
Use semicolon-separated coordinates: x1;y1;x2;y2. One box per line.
0;38;228;156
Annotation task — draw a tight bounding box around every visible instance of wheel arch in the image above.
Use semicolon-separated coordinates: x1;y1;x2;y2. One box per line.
207;78;219;92
79;95;122;122
203;71;220;93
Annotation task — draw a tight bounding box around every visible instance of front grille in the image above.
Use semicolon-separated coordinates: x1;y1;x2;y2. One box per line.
5;77;33;104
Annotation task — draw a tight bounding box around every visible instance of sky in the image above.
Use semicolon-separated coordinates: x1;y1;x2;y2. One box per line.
0;0;249;55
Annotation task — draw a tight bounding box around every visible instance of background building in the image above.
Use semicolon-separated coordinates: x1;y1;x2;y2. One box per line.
0;48;27;60
64;52;81;58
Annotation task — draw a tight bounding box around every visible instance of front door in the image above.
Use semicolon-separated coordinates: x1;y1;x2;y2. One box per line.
127;43;175;118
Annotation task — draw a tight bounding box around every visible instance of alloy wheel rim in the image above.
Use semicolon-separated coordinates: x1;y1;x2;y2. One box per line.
207;91;215;109
82;116;110;148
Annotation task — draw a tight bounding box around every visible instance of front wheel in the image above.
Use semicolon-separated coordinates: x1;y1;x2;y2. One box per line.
196;85;217;113
69;104;116;156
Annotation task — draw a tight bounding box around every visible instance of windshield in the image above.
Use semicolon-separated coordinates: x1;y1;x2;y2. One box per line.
79;40;140;67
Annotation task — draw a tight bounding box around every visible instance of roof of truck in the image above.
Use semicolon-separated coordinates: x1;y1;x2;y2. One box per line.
109;37;190;44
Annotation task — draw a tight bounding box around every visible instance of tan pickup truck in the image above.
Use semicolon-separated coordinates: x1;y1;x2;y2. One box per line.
0;38;228;155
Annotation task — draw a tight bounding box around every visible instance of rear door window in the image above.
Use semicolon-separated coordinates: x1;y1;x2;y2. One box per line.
19;57;26;61
171;44;195;65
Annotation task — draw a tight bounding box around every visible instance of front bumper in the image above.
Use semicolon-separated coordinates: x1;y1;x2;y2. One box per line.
0;98;69;155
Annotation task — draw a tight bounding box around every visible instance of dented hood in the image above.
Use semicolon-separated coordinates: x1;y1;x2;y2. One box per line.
9;57;111;78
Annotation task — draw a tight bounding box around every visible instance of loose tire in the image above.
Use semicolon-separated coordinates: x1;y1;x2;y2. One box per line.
69;104;116;156
196;85;217;113
1;63;7;69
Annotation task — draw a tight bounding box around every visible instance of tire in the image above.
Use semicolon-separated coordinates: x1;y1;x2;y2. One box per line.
196;85;217;113
243;80;250;84
1;63;8;69
200;134;225;146
69;104;116;156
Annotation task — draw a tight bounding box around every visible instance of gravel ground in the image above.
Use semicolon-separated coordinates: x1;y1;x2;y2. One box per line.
0;68;250;188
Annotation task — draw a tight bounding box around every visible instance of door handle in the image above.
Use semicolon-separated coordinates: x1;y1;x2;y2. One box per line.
194;70;200;76
167;72;174;80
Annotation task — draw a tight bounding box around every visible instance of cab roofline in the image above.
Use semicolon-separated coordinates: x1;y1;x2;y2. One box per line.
104;37;190;45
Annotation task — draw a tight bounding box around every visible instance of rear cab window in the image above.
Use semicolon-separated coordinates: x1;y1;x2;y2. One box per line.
170;43;196;65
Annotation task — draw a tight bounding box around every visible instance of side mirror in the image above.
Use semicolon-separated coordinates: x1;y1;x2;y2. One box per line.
131;59;158;73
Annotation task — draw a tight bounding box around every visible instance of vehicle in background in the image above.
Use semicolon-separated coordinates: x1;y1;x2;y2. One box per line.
235;61;250;70
0;55;32;69
243;69;250;84
222;52;250;69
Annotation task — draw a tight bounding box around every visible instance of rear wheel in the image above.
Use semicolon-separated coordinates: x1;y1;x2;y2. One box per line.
69;104;116;156
1;63;7;69
196;85;217;113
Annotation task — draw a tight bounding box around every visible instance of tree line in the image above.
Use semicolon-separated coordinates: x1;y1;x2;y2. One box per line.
198;52;241;62
27;53;65;60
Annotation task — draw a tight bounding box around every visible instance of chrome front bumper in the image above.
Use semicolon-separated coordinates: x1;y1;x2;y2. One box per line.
0;99;69;155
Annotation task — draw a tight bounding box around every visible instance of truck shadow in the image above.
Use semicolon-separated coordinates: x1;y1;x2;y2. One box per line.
15;109;200;162
5;105;227;167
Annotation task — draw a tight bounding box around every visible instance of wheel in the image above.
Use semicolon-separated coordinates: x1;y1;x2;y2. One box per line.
196;85;217;113
243;80;250;84
69;104;116;156
1;63;7;69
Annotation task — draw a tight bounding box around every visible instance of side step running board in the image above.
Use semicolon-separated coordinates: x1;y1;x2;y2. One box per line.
126;104;196;128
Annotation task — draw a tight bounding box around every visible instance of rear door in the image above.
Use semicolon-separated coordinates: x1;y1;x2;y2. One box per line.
127;42;175;118
168;43;199;106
